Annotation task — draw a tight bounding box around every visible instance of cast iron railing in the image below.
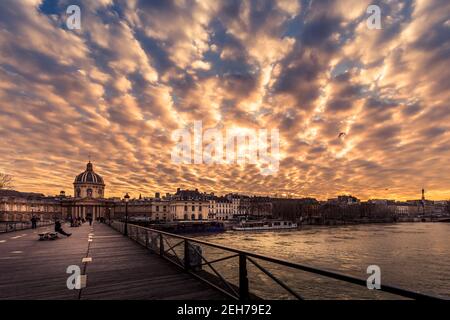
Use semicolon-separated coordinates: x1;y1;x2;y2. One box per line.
108;220;444;300
0;221;54;233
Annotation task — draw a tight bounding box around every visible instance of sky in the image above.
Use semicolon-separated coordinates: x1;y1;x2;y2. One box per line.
0;0;449;200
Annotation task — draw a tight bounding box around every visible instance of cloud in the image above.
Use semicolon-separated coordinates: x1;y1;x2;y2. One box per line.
0;0;449;200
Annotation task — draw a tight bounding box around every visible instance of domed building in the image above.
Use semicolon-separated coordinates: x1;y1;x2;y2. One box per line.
0;160;216;223
64;161;110;220
74;161;105;199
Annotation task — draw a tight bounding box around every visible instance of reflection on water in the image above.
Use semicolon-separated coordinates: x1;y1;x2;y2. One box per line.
195;223;450;299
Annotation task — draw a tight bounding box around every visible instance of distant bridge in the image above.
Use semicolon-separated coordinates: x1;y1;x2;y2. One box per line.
432;217;450;222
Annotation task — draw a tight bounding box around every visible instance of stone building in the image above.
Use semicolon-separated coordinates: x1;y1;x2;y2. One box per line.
167;188;210;221
0;162;215;223
1;161;114;222
215;197;233;220
63;161;110;220
113;196;171;221
0;190;62;222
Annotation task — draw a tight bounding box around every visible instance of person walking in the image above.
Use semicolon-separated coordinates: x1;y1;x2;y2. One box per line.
30;215;37;229
87;214;93;226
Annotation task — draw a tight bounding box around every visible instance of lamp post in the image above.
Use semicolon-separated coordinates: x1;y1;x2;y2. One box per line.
106;207;111;224
60;196;64;222
123;193;130;236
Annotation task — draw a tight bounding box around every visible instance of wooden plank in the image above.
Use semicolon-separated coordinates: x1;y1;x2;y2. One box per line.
80;223;226;300
0;223;85;300
0;222;226;300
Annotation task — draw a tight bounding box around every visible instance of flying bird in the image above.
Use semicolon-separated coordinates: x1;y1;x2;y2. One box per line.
338;132;347;139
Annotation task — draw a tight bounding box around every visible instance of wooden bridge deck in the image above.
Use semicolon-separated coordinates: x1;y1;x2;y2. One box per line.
0;222;226;300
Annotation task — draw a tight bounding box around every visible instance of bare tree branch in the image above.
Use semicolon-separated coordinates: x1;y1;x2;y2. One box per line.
0;173;13;189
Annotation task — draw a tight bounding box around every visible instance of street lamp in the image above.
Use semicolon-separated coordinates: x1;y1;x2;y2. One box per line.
106;207;111;224
123;193;130;236
60;196;64;222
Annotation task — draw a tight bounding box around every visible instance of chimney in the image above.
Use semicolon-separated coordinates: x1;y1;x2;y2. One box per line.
155;192;160;199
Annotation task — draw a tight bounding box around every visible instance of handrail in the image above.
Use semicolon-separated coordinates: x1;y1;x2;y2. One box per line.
108;220;444;300
0;221;54;233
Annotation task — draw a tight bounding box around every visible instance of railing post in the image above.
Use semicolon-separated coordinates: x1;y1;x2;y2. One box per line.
239;253;249;300
159;233;164;256
145;231;149;248
184;239;190;271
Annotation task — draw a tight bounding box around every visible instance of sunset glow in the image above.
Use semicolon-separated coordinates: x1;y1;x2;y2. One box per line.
1;0;449;201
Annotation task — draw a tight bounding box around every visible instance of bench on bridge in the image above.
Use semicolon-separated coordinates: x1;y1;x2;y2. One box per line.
38;232;58;241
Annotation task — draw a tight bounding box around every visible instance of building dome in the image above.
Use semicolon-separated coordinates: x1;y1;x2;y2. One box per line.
74;162;104;185
73;162;105;199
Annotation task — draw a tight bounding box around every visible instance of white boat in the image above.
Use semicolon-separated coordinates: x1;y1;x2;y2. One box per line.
232;220;298;231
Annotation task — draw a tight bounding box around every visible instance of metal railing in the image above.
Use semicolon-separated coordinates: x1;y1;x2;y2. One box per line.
0;221;54;233
108;221;444;300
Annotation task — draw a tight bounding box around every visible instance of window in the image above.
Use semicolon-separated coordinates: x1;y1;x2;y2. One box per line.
184;205;188;211
199;206;202;211
198;214;203;220
192;206;195;211
191;214;195;220
156;206;159;212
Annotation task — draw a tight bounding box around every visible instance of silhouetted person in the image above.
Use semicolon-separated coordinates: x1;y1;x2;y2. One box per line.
30;216;37;229
87;214;93;226
55;220;71;237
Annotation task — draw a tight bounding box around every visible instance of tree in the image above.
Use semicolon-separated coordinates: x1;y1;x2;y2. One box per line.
0;173;13;189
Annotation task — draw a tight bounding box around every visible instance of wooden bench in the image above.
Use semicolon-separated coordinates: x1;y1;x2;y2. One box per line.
38;232;58;240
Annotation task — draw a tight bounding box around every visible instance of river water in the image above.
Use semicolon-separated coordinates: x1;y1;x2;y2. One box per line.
194;223;450;299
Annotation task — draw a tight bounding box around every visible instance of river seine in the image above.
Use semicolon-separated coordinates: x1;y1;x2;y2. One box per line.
195;223;450;299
